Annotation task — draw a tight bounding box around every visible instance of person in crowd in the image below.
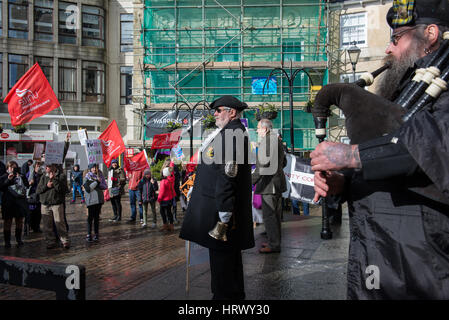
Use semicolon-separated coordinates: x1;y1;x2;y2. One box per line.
0;161;29;248
252;119;287;254
180;95;254;300
138;168;159;228
158;167;176;232
83;163;107;242
37;163;69;249
26;161;44;233
128;168;144;223
172;162;181;223
21;159;33;176
107;159;126;222
252;183;263;228
310;0;449;298
70;164;85;204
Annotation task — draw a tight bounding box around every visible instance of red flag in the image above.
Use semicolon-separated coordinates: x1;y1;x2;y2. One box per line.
99;120;125;167
124;150;149;172
4;63;60;126
151;130;181;149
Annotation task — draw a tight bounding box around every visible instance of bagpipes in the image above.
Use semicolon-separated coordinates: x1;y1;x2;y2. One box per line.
312;31;449;238
313;31;449;144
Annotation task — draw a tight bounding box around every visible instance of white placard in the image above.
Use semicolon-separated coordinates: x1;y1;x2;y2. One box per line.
78;129;88;146
85;139;103;165
45;142;65;165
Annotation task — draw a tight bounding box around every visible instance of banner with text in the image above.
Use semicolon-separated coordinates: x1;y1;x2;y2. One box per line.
145;110;211;139
282;153;315;204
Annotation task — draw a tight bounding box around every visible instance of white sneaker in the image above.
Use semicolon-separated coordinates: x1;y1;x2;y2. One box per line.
142;223;147;228
140;219;144;224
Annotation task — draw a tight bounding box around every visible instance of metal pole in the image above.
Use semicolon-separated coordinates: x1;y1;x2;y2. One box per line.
289;78;294;153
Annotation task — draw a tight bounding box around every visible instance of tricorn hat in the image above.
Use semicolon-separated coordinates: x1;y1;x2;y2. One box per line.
209;95;248;112
387;0;449;29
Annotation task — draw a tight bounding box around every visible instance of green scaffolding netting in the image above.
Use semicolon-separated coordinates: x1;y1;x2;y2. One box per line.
142;0;328;149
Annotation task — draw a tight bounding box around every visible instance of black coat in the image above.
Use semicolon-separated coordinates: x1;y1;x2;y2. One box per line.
0;173;29;220
179;119;255;251
344;52;449;299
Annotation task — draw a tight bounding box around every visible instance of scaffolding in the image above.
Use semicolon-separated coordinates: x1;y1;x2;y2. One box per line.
141;0;329;150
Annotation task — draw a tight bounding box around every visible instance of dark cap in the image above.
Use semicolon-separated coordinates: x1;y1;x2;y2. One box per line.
387;0;449;29
209;95;248;112
88;163;97;170
111;159;118;165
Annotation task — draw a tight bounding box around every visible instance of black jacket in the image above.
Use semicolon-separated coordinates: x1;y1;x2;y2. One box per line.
0;173;29;219
342;52;449;299
179;119;255;251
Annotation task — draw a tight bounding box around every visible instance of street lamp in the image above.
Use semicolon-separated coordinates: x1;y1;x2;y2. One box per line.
262;61;314;153
172;100;210;159
347;41;361;81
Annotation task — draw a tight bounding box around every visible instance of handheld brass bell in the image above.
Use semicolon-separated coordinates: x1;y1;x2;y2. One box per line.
208;221;228;242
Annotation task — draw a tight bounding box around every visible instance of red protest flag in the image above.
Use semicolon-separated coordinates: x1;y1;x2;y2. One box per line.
151;130;182;150
124;150;149;172
4;63;60;126
99;120;125;167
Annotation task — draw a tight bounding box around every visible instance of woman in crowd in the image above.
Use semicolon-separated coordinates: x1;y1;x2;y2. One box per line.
157;167;176;232
71;164;85;204
0;161;29;248
108;159;126;222
83;163;107;242
138;168;159;228
26;161;44;233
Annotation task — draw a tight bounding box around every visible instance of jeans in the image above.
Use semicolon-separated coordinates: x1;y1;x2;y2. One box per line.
292;200;310;216
129;189;143;220
72;184;85;201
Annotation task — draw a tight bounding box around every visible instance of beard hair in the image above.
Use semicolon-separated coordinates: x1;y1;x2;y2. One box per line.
376;41;424;100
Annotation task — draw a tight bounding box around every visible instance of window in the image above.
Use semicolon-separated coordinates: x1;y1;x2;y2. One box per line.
8;54;28;89
282;39;303;62
59;2;77;44
120;14;133;52
82;61;105;103
59;59;77;101
216;40;239;62
35;56;53;86
34;0;53;42
120;66;133;104
9;0;29;39
340;12;367;48
82;5;104;48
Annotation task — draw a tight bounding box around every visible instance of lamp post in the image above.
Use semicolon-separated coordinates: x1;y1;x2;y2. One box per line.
172;100;210;159
262;61;314;153
347;41;361;81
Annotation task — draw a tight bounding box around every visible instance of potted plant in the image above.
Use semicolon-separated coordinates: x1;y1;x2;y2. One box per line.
202;114;216;129
255;103;278;121
166;121;182;132
13;124;27;134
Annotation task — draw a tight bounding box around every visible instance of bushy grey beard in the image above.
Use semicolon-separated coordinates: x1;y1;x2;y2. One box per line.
376;40;425;100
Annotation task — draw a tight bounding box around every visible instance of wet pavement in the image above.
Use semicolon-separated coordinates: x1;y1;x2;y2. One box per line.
0;197;349;300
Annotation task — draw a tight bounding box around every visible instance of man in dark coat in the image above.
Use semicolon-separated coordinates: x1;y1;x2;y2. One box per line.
311;0;449;299
179;95;254;300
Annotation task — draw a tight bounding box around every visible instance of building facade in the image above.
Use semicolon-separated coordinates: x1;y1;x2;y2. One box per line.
0;0;140;167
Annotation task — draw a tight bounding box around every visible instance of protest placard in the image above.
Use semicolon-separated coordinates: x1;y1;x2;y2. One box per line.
44;142;65;164
85;139;103;165
78;129;88;146
33;143;45;160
